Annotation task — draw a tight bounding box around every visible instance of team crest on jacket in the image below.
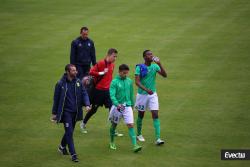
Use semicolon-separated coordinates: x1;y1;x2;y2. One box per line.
88;43;91;47
78;43;82;47
77;82;80;87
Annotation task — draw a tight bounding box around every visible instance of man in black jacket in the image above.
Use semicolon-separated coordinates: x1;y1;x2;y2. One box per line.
51;64;91;162
70;27;96;80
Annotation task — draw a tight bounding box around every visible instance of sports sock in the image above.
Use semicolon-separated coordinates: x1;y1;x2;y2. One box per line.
110;124;116;143
136;117;143;136
153;119;161;139
128;127;137;146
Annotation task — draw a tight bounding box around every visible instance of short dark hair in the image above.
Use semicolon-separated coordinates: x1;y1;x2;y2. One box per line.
107;48;118;55
80;26;88;33
143;49;151;57
119;64;129;71
65;64;75;72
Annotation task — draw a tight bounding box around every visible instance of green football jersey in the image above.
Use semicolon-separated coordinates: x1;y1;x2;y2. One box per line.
135;63;160;94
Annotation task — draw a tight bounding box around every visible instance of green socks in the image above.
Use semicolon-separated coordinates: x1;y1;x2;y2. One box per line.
128;127;137;146
153;119;161;139
137;117;161;139
136;117;143;136
110;125;116;143
111;125;137;147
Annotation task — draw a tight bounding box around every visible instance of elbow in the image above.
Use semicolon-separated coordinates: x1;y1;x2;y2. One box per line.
135;82;140;87
163;72;167;78
89;71;95;76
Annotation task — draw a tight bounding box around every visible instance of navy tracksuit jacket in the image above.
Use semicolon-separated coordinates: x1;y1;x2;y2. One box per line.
52;74;90;155
70;37;96;79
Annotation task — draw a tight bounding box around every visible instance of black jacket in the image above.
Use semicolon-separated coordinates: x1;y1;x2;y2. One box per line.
70;37;96;66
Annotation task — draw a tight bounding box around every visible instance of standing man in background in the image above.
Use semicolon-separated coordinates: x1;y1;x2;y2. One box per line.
70;26;96;80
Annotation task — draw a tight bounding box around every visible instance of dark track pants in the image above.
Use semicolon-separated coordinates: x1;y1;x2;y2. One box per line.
60;112;77;155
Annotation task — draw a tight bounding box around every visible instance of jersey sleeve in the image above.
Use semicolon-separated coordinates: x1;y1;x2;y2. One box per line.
135;65;140;75
109;80;119;106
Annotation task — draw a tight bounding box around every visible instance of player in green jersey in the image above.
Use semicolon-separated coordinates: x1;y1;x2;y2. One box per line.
135;50;167;145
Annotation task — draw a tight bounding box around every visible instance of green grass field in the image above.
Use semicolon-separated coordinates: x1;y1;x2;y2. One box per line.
0;0;250;166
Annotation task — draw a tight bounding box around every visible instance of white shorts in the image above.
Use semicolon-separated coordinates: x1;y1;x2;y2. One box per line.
135;93;159;111
108;105;134;124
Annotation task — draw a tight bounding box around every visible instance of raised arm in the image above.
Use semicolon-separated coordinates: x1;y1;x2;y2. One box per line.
155;60;167;78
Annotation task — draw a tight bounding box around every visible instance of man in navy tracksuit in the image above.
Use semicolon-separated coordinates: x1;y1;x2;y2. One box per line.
70;26;96;80
51;64;90;162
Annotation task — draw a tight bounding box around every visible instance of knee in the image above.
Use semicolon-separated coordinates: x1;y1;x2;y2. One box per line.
151;111;159;119
66;130;73;138
152;115;158;119
127;124;134;128
138;111;144;119
65;128;74;137
111;122;117;128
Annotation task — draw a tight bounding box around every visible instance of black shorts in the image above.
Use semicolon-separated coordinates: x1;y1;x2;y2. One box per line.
92;88;112;108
